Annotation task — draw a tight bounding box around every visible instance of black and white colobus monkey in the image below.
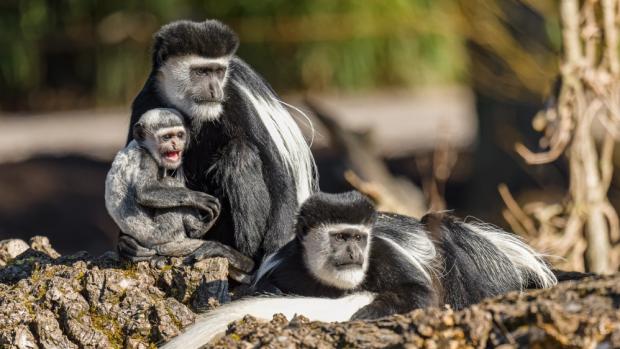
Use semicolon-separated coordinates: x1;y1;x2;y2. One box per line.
105;108;254;275
123;20;317;263
251;191;557;318
161;191;557;349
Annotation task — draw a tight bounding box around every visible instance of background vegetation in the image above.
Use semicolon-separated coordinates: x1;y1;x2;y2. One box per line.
0;0;530;111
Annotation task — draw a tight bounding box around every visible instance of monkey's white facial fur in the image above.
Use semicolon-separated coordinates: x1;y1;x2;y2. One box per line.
144;126;187;170
303;224;371;290
158;55;230;128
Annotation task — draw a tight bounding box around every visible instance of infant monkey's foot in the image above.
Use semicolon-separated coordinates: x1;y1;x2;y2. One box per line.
150;255;169;269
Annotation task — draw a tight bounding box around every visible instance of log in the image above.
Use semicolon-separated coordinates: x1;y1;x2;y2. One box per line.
0;238;229;348
211;275;620;348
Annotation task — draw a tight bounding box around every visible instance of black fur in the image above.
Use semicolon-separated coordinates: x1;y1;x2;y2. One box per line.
422;213;520;308
153;20;239;66
295;191;377;236
251;192;434;319
252;192;555;320
127;20;300;263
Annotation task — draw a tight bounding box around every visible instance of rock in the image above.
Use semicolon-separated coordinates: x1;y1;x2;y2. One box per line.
211;274;620;348
0;239;29;267
29;236;61;258
0;239;230;348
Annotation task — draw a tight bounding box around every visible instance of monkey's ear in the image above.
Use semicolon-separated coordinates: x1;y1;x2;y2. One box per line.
152;28;172;68
294;215;309;237
133;122;146;141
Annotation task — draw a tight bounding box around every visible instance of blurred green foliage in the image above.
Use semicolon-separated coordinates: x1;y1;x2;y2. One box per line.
0;0;468;111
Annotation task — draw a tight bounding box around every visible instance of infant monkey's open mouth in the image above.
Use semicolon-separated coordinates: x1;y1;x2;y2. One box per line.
164;151;181;161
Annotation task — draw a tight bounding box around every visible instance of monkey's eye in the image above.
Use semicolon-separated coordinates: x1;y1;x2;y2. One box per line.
162;134;172;141
177;132;184;138
192;68;207;76
336;233;345;241
354;234;361;241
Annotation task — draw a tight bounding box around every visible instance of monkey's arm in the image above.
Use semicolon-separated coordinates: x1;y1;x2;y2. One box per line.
136;184;219;212
132;153;220;214
185;240;255;274
350;283;434;320
152;239;206;256
257;146;298;256
211;140;270;258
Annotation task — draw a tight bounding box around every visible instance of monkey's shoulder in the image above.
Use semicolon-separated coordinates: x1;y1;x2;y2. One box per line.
108;141;150;178
105;142;150;205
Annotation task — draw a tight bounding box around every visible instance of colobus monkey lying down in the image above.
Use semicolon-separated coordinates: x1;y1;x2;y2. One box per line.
105;108;254;275
162;191;557;348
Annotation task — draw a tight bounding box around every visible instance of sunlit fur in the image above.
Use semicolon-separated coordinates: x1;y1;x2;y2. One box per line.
130;19;319;262
106;108;222;261
157;55;230;127
157;55;316;204
375;213;439;282
160;293;375;349
234;81;317;203
464;221;557;288
303;224;371;289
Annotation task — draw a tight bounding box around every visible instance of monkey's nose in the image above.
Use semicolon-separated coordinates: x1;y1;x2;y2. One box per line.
346;246;359;261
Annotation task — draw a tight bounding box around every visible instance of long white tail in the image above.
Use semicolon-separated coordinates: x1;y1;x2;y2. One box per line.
464;221;557;288
161;293;375;349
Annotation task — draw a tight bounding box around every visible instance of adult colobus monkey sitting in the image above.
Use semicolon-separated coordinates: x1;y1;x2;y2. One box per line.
161;191;557;348
121;19;317;266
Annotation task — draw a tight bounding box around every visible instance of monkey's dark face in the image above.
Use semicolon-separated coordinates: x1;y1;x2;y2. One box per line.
302;224;371;290
158;55;230;126
328;229;368;269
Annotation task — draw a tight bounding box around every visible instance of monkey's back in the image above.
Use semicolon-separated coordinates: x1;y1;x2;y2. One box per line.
104;141;154;237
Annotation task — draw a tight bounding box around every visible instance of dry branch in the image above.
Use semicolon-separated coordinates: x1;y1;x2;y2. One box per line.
507;0;620;273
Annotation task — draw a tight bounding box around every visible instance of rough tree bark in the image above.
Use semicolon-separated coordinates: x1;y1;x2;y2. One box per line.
211;274;620;348
0;237;618;348
0;237;229;348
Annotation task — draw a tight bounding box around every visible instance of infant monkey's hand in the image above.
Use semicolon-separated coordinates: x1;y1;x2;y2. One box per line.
193;192;221;219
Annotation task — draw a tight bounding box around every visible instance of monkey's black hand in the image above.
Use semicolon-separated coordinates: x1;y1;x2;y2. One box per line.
350;303;390;320
351;290;429;320
194;192;221;221
228;267;253;284
184;241;255;273
118;234;157;261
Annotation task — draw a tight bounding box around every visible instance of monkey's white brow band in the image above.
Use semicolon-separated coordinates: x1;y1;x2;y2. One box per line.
183;55;232;66
316;224;372;235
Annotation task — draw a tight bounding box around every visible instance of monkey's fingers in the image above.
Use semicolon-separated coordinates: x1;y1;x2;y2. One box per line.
118;244;156;262
149;256;169;269
186;241;255;273
118;235;157;258
195;201;217;218
195;193;220;215
216;244;254;273
208;201;221;218
227;252;255;274
228;267;252;284
349;305;375;320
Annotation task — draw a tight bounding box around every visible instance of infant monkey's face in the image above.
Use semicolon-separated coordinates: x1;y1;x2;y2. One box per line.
156;127;187;169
